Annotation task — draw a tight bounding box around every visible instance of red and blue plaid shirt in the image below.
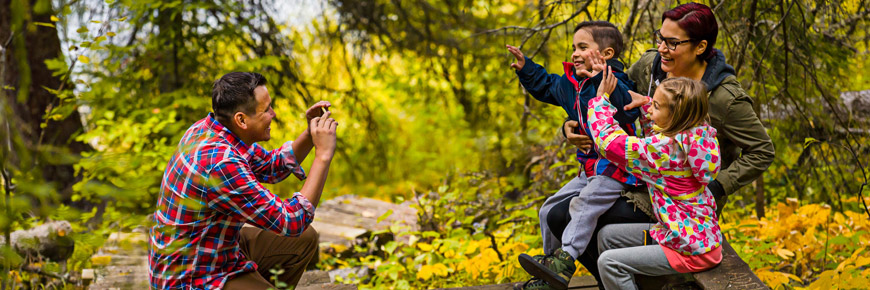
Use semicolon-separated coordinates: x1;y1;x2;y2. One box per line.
149;113;314;289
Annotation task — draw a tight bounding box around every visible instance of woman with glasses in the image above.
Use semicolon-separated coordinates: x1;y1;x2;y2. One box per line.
552;2;775;288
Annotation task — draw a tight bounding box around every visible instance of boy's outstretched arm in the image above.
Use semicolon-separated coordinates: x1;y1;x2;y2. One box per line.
506;44;570;107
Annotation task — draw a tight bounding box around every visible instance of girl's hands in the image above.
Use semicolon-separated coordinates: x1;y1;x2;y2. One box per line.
597;66;617;98
577;50;607;78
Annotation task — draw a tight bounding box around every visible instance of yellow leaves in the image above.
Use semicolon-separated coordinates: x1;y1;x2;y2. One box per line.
417;242;433;252
756;269;793;289
458;248;501;280
776;248;794;260
90;255;112;266
50;15;59;22
720;200;870;288
78;55;90;64
777;197;799;219
416;263;448;280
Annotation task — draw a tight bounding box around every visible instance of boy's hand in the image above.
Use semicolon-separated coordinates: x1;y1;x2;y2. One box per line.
624;91;649;111
577;50;607;78
506;45;526;71
597;66;617;97
564;120;593;152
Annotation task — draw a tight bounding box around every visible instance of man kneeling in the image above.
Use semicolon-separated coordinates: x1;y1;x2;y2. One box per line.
149;72;337;289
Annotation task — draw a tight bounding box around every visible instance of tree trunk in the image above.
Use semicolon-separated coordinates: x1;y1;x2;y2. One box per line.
755;176;765;218
1;0;90;203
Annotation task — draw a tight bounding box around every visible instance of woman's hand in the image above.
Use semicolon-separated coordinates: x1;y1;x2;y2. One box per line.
624;91;650;111
564;120;593;152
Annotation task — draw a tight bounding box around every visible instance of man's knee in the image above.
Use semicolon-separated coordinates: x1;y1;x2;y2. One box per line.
300;226;319;249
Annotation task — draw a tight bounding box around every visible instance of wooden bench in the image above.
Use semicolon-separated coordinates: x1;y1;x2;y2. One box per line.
634;239;768;290
690;240;768;289
436;239;767;290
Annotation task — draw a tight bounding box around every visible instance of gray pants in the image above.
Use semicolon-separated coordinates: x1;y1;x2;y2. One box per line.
561;175;627;259
597;223;678;290
538;173;588;255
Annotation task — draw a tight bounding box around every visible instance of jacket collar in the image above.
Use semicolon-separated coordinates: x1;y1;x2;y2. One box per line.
561;59;627;90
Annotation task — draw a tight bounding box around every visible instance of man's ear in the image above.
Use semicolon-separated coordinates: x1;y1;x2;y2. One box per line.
233;112;248;130
695;40;708;56
600;47;616;60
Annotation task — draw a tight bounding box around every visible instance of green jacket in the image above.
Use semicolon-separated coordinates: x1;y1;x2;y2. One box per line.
625;49;775;211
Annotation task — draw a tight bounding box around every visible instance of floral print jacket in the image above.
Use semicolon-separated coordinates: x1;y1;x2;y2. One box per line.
587;94;722;255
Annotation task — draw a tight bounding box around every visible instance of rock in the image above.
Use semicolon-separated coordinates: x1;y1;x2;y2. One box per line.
0;221;74;263
328;266;369;283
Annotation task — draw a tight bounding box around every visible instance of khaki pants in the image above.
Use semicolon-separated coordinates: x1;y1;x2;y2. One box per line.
224;226;319;289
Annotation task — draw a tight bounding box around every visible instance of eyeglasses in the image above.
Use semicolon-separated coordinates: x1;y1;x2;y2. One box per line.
653;30;695;51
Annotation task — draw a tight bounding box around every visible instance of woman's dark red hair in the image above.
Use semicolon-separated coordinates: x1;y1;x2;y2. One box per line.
662;2;718;60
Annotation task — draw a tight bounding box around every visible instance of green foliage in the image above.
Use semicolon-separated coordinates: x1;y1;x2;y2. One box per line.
3;0;870;288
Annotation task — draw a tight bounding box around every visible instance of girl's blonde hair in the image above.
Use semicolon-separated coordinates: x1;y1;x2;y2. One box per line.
658;77;709;136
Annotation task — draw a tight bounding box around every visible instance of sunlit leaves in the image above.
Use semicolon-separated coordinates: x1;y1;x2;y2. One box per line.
724;199;870;288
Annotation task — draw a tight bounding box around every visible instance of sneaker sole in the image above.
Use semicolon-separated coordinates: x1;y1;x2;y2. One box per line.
517;254;570;290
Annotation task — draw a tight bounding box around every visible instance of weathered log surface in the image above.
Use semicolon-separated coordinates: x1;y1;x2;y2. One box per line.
87;194;418;289
434;275;598;289
692;240;769;290
310;194;418;246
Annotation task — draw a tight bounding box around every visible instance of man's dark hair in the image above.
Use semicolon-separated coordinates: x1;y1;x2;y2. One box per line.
212;72;268;123
573;21;624;59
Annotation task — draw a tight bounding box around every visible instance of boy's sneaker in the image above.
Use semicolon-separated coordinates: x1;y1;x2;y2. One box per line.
518;248;575;290
518;278;555;290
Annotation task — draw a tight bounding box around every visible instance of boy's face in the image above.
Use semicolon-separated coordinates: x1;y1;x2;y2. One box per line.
572;29;600;73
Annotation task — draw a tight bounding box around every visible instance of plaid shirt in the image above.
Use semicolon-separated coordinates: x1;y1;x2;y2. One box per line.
149;113;314;289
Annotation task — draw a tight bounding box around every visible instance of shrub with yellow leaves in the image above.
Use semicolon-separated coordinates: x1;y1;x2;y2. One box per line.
723;198;870;289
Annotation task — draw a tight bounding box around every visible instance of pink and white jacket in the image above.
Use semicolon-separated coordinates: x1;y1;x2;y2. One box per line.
587;94;722;256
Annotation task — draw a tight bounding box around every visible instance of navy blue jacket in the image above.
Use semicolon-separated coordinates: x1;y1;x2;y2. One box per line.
516;56;642;185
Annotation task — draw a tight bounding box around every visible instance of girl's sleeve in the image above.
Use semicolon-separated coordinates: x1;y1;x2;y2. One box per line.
681;127;721;185
587;95;666;182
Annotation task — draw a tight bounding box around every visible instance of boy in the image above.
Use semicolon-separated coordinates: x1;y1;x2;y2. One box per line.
506;21;641;290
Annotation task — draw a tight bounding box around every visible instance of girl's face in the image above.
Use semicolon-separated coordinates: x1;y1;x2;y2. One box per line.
657;19;706;77
649;88;672;129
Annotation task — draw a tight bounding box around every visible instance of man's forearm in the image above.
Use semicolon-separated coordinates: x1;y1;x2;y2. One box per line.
292;130;314;163
299;155;332;208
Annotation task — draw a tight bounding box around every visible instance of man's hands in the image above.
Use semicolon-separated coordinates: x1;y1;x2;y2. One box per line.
310;110;337;159
305;101;332;123
506;45;526;71
564;120;593;152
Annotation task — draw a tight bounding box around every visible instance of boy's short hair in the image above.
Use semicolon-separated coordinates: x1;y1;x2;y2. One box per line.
573;21;624;59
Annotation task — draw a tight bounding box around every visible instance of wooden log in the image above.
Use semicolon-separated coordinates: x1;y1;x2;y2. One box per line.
691;240;768;290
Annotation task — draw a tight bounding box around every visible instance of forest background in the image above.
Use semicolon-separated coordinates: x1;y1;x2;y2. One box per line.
1;0;870;289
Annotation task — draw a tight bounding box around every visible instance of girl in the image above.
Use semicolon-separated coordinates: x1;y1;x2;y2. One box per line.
589;70;722;290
